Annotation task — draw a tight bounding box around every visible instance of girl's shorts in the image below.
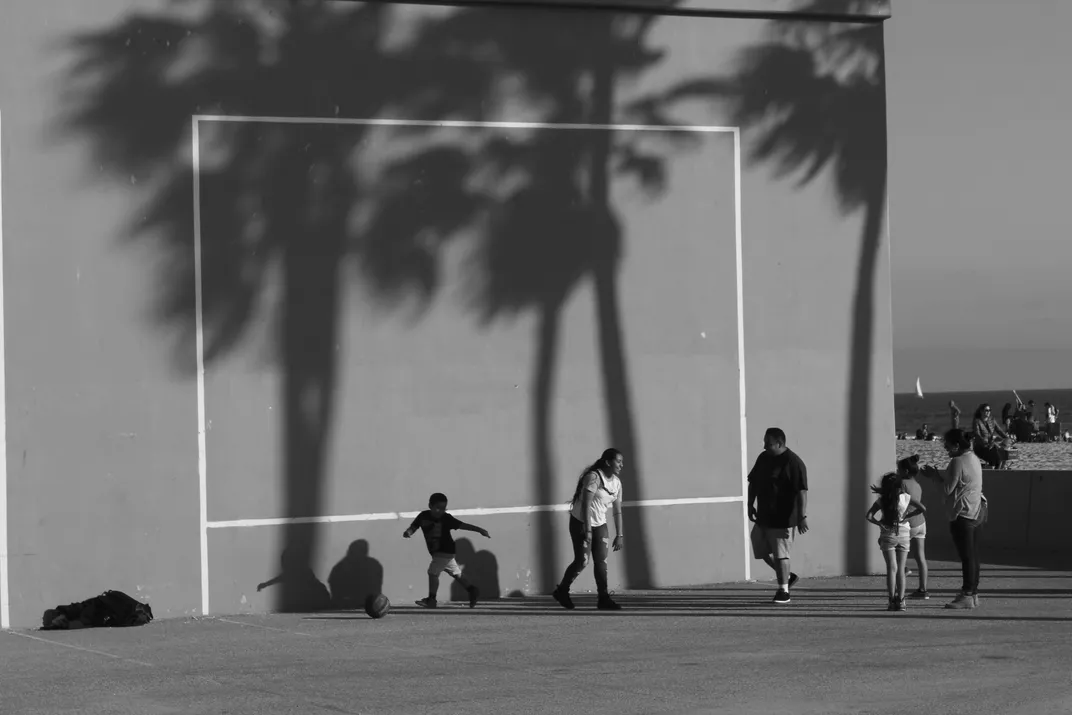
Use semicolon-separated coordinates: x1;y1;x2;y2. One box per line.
878;530;910;553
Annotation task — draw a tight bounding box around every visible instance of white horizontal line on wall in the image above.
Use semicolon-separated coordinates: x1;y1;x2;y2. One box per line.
193;114;738;134
205;495;745;529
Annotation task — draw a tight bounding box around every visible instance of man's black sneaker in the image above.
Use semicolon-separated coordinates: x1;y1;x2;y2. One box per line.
773;589;791;604
788;572;799;589
415;598;437;608
468;586;480;609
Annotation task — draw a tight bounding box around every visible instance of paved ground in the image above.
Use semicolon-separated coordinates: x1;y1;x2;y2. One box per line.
4;560;1072;715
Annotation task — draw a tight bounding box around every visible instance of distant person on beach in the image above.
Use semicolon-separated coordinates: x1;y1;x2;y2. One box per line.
949;401;961;430
915;423;934;441
747;428;809;605
1001;403;1013;432
897;455;930;600
920;429;986;610
972;403;1009;469
1045;402;1060;440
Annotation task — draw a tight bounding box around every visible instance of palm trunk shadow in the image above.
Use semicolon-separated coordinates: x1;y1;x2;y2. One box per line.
844;182;887;575
588;44;654;589
533;301;562;593
277;162;344;611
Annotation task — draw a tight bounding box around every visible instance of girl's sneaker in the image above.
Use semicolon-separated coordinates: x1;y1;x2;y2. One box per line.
886;598;898;612
897;598;907;612
909;588;930;600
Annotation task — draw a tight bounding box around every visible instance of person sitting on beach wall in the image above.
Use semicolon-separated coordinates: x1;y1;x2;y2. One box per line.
972;403;1009;469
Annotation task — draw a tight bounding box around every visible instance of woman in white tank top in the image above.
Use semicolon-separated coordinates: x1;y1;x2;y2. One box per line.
552;448;625;611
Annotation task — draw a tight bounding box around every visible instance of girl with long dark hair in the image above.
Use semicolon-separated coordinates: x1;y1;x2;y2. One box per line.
866;471;926;611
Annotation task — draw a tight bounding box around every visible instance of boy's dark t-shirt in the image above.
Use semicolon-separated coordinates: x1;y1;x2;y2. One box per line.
410;511;464;555
747;448;808;529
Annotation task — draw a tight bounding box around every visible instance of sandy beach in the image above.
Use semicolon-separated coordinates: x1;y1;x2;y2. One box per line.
895;439;1072;471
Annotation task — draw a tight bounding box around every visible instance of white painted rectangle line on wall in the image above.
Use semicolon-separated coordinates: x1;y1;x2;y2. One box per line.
733;128;751;583
192;118;210;619
192;115;746;615
0;110;9;629
205;496;747;529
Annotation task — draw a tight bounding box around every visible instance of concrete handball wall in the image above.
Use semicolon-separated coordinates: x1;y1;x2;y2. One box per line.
0;0;892;628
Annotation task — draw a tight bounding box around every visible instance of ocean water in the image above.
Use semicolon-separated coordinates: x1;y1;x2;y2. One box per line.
894;389;1072;434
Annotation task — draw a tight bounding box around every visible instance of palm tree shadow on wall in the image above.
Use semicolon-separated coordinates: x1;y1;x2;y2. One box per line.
658;0;889;573
55;0;730;603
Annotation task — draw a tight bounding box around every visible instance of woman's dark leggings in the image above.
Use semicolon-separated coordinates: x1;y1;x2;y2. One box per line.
950;516;982;595
559;516;609;596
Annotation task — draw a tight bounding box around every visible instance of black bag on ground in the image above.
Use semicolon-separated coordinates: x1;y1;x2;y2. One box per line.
42;590;154;630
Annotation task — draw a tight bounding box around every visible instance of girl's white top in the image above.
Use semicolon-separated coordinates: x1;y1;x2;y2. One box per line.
570;469;622;528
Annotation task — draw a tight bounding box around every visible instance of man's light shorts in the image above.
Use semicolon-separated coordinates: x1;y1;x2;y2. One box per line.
751;524;793;561
909;521;927;540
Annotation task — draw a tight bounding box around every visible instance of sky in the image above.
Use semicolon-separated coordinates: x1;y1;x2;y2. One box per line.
885;0;1072;392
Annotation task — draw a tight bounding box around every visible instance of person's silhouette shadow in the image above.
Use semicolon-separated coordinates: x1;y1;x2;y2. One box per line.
451;538;500;603
328;539;385;610
257;547;332;612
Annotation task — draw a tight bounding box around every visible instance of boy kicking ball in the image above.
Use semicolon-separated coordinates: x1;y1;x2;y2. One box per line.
403;492;490;608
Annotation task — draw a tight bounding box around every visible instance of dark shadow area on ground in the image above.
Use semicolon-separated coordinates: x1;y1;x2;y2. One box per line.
451;538;501;603
305;596;1072;623
328;539;385;610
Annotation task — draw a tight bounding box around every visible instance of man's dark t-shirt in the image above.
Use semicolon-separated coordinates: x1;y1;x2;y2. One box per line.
409;511;464;555
748;448;808;529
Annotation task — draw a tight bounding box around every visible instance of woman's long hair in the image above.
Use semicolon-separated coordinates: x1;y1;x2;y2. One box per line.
870;471;904;529
568;448;622;508
974;403;991;422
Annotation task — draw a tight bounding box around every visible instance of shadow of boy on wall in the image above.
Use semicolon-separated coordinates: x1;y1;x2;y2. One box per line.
328;539;385;609
450;538;501;603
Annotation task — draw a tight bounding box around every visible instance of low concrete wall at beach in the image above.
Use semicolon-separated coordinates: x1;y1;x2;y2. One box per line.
918;471;1072;568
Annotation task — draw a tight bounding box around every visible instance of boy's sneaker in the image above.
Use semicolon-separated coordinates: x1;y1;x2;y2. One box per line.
788;572;799;589
944;593;975;610
909;589;930;600
415;597;437;608
597;595;622;611
773;589;791;604
551;586;575;610
468;586;480;609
